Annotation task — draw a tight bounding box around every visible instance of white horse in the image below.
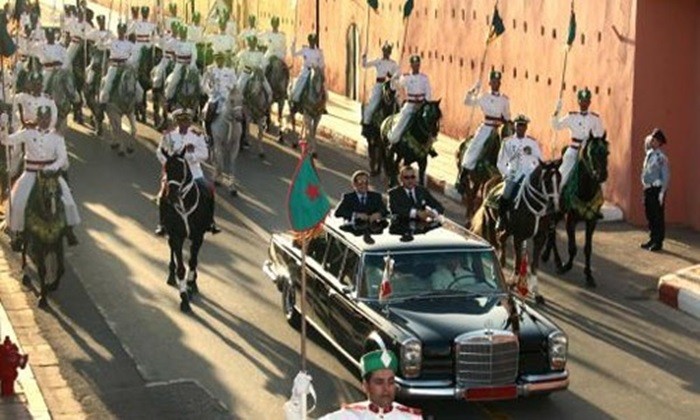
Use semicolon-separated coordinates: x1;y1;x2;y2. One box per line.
209;86;244;196
104;65;140;156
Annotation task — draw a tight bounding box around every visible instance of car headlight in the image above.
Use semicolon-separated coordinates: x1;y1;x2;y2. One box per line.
548;331;568;370
401;338;422;378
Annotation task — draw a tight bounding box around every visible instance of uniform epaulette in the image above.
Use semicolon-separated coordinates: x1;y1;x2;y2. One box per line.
569;111;578;115
395;403;422;415
341;403;367;411
590;112;599;117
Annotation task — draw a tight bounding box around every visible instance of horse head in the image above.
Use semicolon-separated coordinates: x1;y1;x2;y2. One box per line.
225;85;244;121
33;170;62;219
534;159;563;213
181;67;201;97
583;131;609;184
418;99;442;138
162;147;192;204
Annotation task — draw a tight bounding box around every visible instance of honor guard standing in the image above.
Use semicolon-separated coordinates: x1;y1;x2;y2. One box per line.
128;6;156;66
0;106;80;252
66;8;89;65
386;55;431;145
460;70;511;173
320;350;422;419
289;33;325;112
237;15;259;50
164;25;198;102
641;128;669;252
203;52;237;138
85;15;113;87
155;108;220;236
206;13;236;66
551;87;605;189
360;42;399;133
495;114;542;230
38;28;69;92
13;72;58;130
235;36;271;99
152;21;179;89
99;23;136;104
259;16;287;74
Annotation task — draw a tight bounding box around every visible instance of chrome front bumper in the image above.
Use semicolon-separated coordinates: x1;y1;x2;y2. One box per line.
395;371;569;399
262;260;284;291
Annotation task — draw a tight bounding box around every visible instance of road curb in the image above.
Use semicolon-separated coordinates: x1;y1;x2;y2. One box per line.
658;265;700;320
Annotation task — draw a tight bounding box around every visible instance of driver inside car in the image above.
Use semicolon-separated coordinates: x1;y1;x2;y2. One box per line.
430;256;474;290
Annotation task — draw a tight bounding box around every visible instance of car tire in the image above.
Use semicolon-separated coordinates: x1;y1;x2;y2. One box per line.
282;281;301;329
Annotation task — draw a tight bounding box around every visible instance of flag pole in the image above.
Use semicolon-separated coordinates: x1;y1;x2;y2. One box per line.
550;0;575;159
1;55;11;229
299;233;309;420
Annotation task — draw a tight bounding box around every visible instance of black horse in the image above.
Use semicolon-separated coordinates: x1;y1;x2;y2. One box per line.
542;133;609;287
135;45;159;122
472;160;562;304
361;80;398;176
21;171;67;307
69;40;90;124
161;148;215;312
380;100;442;188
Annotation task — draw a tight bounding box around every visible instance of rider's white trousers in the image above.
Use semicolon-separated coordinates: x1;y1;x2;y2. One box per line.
387;102;419;145
559;146;579;189
362;83;383;124
237;70;272;100
165;63;190;100
9;171;81;233
99;65;119;103
290;67;311;103
151;57;171;88
461;123;497;170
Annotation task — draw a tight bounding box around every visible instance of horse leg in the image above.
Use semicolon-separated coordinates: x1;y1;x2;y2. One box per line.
186;234;204;296
126;113;137;154
257;117;266;159
37;258;47;308
531;231;546;304
418;158;428;187
169;236;190;312
228;122;241;195
583;219;597;287
167;247;177;285
558;214;577;274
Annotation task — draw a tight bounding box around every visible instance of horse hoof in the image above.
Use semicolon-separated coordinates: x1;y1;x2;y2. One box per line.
188;281;199;296
167;275;176;286
535;295;546;305
229;189;238;197
179;293;191;312
277;136;284;144
585;277;597;288
110;143;119;150
126;147;134;155
47;281;59;292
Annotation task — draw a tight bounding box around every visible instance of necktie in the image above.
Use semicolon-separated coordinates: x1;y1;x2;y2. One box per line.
360;194;366;206
408;189;417;205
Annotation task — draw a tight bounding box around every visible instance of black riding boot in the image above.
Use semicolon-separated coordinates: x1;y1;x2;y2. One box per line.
73;102;84;125
208;193;221;235
65;226;79;246
155;198;167;236
496;197;510;231
204;102;218;140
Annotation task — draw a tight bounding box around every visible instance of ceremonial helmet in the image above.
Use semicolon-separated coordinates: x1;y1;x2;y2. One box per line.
37;105;53;120
489;70;502;81
192;11;201;25
307;33;318;44
248;14;256;26
168;2;177;16
577;87;592;102
96;15;106;26
271;16;280;27
85;8;94;21
141;6;150;17
178;25;188;39
170;21;180;34
381;41;393;53
650;128;666;144
130;6;139;16
117;22;128;34
27;70;43;86
246;35;258;46
409;54;421;64
513;114;530;126
360;350;398;378
217;13;227;29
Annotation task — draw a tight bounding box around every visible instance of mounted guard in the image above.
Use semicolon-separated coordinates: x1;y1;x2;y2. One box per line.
360;41;399;137
385;55;431;146
151;21;180;126
0;107;80;252
203;52;237;140
38;28;68;93
237;15;259;51
99;23;140;106
164;25;198;109
188;12;208;72
85;14;112;131
12;72;58;131
289;33;326;114
206;11;236;67
155;108;220;236
494;114;543;230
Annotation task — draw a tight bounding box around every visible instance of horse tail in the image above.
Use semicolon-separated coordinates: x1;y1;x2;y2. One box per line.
470;204;488;239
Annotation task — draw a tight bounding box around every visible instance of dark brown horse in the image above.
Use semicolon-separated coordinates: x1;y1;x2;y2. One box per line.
471;160;562;304
361;80;398;176
542;133;609;287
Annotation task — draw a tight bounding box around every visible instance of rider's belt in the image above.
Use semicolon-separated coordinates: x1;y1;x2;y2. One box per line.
484;115;504;127
407;99;423;104
136;35;151;42
23;123;37;128
110;58;127;65
70;37;83;43
569;138;584;149
376;77;386;82
176;55;192;63
407;93;425;104
25;159;55;171
43;62;62;68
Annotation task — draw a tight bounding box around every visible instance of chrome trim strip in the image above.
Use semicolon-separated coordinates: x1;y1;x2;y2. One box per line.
519;371;569;383
262;260;279;283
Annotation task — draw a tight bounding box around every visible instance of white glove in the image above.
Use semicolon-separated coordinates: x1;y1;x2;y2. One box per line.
554;99;563;116
658;191;665;205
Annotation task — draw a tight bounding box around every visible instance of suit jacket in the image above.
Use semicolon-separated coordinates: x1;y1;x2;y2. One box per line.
334;190;387;220
388;185;445;220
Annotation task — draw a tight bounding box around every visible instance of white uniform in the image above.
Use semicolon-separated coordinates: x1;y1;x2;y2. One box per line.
498;134;542;181
320;401;422;420
361;56;399;124
259;30;287;61
99;39;136;103
156;127;209;179
387;72;432;144
203;66;238;103
1;128;80;233
66;20;90;64
37;43;69;91
461;90;511;170
237;27;259;48
207;32;236;60
164;39;198;100
60;13;77;38
225;20;238;39
151;32;178;87
290;46;325;103
129;20;157;63
236;48;271;98
187;24;204;43
551;111;605;187
85;28;113;84
12;93;59;130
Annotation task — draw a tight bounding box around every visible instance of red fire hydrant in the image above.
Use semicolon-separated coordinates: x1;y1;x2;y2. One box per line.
0;336;29;396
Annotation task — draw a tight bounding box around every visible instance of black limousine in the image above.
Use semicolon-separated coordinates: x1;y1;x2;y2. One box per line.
263;216;569;401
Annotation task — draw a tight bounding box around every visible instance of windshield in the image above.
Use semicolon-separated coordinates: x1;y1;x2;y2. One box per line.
360;250;506;300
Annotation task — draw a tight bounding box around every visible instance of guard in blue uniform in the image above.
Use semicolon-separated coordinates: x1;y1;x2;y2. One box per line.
641;128;669;252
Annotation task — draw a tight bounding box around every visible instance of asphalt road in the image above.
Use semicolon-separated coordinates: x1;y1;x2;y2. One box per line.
8;114;695;420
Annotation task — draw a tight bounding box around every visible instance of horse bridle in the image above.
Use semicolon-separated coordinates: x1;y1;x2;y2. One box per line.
514;166;561;236
166;156;200;238
582;139;607;183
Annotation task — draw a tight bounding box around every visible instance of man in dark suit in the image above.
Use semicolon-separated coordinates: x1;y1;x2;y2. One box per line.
388;165;444;222
334;170;388;223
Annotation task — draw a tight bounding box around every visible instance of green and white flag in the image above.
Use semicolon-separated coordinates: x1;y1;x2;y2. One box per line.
287;153;331;232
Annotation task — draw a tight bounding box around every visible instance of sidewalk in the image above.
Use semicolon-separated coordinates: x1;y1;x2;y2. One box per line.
659;265;700;320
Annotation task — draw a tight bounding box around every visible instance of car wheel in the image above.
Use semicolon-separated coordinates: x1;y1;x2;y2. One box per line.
282;281;301;329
